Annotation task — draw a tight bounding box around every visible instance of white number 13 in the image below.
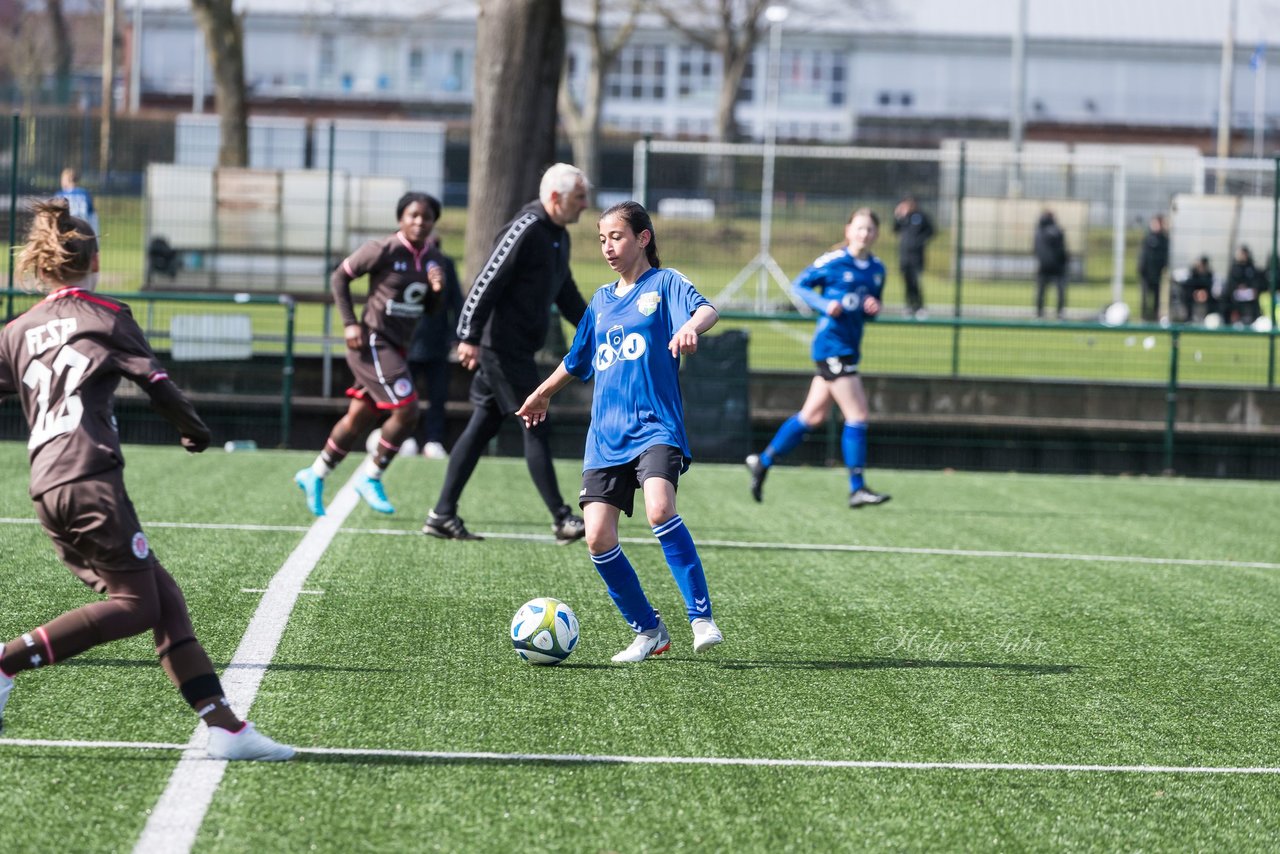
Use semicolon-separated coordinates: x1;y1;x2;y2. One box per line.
23;345;90;449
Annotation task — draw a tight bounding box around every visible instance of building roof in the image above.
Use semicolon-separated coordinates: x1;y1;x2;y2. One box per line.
125;0;1280;50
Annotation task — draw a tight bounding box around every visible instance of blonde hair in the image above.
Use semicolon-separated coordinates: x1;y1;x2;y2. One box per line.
17;198;98;292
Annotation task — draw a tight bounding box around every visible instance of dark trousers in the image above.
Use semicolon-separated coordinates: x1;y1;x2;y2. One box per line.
409;358;450;446
900;262;925;313
1140;276;1161;322
1035;272;1066;318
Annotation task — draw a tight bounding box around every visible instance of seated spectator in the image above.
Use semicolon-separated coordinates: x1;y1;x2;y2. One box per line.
1225;244;1262;326
1176;255;1216;323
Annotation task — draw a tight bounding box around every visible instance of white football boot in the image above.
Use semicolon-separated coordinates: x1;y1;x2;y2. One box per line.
611;618;672;663
206;722;295;761
690;618;723;653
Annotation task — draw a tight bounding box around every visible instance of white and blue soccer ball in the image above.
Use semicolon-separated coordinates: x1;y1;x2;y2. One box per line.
510;597;579;665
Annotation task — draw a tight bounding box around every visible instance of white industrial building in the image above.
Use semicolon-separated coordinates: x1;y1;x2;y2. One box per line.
125;0;1280;145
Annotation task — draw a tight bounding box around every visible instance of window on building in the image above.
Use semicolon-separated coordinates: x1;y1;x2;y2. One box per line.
676;45;718;101
608;44;668;101
319;34;337;85
408;47;425;87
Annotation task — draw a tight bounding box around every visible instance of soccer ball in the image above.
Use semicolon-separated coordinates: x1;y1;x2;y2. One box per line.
510;597;579;665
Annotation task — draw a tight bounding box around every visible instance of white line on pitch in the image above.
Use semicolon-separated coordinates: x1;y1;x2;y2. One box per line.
4;736;1279;776
6;516;1276;571
241;589;324;595
132;472;362;854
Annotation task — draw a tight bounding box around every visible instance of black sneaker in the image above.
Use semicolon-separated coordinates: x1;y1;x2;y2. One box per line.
422;511;483;540
552;507;586;544
745;454;768;503
849;487;891;509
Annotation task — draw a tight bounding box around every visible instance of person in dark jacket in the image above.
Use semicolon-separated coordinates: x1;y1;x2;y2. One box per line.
1033;210;1069;320
1137;214;1169;322
1225;244;1262;326
408;228;463;460
1177;255;1216;322
422;163;591;544
892;196;935;318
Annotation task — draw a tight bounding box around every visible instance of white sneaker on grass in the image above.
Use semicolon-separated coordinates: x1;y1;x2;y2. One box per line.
423;441;448;460
206;722;295;761
611;618;671;663
691;617;723;653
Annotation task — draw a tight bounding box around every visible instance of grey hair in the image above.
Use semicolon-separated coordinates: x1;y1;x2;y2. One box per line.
539;163;588;202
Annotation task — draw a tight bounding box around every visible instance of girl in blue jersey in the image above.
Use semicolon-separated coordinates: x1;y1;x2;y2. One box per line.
517;202;721;663
746;207;891;509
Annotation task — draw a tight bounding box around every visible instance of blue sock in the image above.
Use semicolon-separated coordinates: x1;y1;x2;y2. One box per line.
842;421;868;492
590;545;659;632
760;414;809;468
652;515;711;621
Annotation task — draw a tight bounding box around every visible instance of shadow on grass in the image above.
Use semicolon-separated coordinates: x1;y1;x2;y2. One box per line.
713;657;1077;675
61;658;399;674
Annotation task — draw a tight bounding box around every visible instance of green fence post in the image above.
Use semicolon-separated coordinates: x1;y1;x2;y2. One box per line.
322;120;336;398
1163;327;1180;475
281;294;296;448
6;113;18;321
950;140;966;377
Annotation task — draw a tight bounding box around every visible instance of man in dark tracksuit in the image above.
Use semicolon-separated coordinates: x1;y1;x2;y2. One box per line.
1138;214;1169;322
423;163;590;543
892;196;934;318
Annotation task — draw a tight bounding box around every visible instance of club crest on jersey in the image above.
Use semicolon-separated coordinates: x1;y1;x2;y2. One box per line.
594;323;647;371
638;293;661;316
131;531;150;559
393;377;414;398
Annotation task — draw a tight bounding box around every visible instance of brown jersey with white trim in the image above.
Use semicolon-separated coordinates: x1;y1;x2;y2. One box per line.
0;287;210;498
332;232;443;349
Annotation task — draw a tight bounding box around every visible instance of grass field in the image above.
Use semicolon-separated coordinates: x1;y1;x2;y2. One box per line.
1;441;1279;851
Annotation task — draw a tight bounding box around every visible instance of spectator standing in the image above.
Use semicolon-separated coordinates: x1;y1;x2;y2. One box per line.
408;231;464;460
55;168;98;234
1137;214;1169;322
892;196;935;318
1034;210;1069;320
422;163;590;544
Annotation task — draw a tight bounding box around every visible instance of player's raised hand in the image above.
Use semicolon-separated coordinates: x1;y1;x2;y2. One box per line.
344;324;364;350
427;263;444;292
668;323;700;356
516;392;549;428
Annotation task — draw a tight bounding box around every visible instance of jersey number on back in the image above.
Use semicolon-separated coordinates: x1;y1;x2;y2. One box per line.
23;345;90;449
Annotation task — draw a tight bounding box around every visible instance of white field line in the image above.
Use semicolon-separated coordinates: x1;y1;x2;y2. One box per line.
3;736;1279;776
131;473;363;854
3;516;1275;571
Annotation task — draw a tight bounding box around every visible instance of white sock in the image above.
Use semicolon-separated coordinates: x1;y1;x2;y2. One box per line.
361;458;383;479
310;457;333;478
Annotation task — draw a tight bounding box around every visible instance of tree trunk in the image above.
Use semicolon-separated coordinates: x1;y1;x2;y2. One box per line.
190;0;248;167
465;0;564;284
45;0;72;105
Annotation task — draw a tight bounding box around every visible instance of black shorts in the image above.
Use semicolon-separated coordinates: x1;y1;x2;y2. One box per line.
815;354;860;381
579;445;684;517
471;349;540;415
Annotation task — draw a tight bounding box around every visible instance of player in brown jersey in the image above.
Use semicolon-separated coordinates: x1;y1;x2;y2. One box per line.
0;199;292;760
294;192;445;516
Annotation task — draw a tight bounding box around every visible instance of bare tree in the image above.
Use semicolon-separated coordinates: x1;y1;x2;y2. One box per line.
651;0;773;143
44;0;72;104
190;0;248;166
559;0;640;196
465;0;564;282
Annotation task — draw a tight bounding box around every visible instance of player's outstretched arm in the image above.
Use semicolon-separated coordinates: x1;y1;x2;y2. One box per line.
517;363;575;428
668;305;719;356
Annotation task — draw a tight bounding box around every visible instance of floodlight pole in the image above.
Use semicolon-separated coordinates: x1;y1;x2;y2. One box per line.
715;5;802;313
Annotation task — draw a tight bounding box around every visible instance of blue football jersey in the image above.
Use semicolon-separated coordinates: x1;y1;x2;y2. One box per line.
790;248;885;363
563;267;711;471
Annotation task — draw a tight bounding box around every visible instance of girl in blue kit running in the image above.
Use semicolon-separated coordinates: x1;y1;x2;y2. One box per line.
746;206;891;509
517;201;721;664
